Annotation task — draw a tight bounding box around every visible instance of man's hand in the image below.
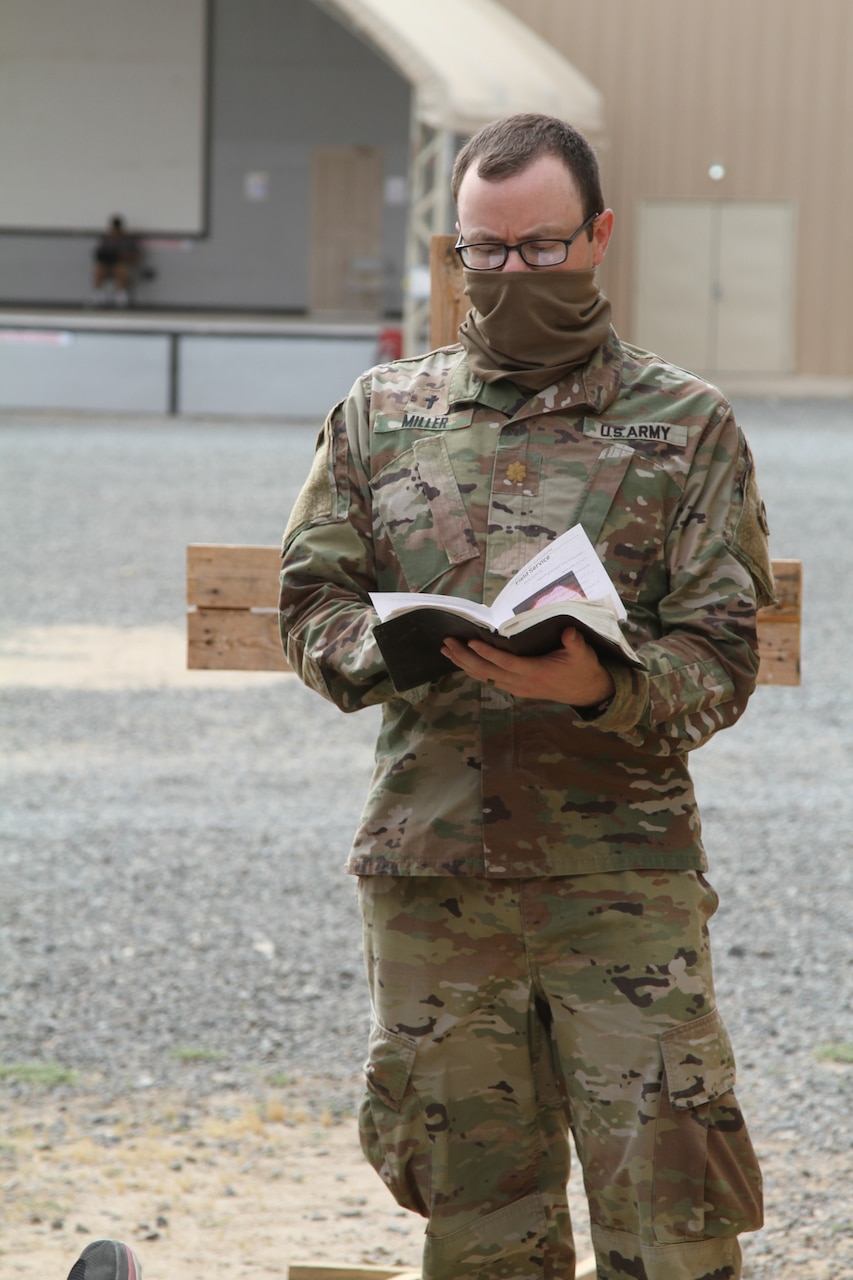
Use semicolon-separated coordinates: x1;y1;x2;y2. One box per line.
441;627;615;707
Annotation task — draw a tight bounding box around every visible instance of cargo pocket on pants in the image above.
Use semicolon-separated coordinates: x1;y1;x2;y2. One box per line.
359;1017;431;1218
424;1191;549;1280
653;1008;763;1243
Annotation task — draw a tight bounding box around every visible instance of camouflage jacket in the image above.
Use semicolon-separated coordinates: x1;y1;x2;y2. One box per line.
279;330;774;877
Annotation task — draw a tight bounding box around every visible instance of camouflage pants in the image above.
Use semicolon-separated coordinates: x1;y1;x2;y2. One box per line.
357;871;762;1280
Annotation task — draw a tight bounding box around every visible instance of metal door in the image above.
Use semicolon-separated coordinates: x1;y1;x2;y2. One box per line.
634;200;796;374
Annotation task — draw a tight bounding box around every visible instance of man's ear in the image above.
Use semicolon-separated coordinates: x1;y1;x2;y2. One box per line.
592;209;615;266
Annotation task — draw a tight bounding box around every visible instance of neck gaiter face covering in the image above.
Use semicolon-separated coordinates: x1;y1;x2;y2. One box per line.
458;267;612;391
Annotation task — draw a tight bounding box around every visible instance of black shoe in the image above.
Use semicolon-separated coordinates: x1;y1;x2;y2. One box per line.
67;1240;142;1280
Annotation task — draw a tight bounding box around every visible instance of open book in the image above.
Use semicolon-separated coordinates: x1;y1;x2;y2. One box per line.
370;524;644;692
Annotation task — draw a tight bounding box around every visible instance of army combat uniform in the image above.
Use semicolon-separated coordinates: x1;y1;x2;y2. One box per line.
279;330;772;1280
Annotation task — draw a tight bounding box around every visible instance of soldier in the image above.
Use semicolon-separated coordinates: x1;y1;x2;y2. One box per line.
279;113;771;1280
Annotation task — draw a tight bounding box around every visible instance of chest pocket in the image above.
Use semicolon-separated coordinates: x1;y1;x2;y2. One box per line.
563;442;667;603
370;434;480;592
570;443;635;543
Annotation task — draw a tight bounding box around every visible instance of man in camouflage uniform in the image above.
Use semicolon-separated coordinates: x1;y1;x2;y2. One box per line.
279;114;771;1280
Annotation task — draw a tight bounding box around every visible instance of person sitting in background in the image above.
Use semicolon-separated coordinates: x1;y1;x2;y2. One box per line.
92;215;140;307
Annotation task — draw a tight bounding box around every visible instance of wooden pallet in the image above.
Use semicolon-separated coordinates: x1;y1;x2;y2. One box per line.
287;1267;421;1280
187;542;801;687
287;1258;597;1279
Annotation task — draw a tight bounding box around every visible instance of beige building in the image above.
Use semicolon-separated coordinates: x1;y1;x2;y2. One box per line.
496;0;853;378
1;0;850;412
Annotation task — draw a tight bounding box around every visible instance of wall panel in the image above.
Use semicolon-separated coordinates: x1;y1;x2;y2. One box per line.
497;0;853;375
0;0;208;233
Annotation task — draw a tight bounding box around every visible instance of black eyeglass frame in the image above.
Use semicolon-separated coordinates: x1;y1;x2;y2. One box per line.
454;210;601;271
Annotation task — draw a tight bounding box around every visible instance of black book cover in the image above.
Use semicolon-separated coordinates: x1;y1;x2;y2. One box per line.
374;606;644;693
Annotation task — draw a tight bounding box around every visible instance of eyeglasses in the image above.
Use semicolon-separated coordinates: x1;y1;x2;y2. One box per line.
455;211;600;271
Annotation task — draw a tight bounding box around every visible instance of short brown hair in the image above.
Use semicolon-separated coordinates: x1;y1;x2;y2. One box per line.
451;113;604;230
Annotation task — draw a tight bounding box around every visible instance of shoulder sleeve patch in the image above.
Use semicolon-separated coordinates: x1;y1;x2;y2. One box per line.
731;458;776;609
282;420;338;549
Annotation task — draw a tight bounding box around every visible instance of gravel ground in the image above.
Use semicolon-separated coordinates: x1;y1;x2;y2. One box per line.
1;397;852;1278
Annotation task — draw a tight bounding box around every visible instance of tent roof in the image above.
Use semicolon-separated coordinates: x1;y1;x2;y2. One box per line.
317;0;605;137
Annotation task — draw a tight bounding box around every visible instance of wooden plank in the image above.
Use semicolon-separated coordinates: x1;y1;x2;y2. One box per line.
188;607;290;671
755;558;802;685
186;547;801;685
429;232;469;348
288;1267;419;1280
187;543;281;609
288;1260;594;1280
756;619;800;685
757;557;801;617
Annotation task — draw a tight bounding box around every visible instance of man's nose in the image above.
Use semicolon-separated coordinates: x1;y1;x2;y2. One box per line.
501;246;532;272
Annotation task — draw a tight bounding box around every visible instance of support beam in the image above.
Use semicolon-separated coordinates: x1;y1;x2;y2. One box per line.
402;114;455;355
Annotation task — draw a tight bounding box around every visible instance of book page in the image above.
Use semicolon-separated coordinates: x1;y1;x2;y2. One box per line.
491;526;626;624
370;590;496;627
497;595;626;643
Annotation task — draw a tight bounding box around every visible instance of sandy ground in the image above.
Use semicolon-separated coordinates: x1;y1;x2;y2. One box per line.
0;1078;595;1280
0;1078;425;1280
2;621;851;1280
0;624;282;692
0;626;596;1280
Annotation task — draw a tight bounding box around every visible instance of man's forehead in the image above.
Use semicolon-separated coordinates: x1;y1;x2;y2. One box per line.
460;152;580;194
457;157;584;226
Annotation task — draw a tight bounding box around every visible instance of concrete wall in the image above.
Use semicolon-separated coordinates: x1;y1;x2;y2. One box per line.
0;321;381;416
0;0;411;314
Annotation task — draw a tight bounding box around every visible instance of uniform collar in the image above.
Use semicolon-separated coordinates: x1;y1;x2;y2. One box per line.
447;327;624;418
